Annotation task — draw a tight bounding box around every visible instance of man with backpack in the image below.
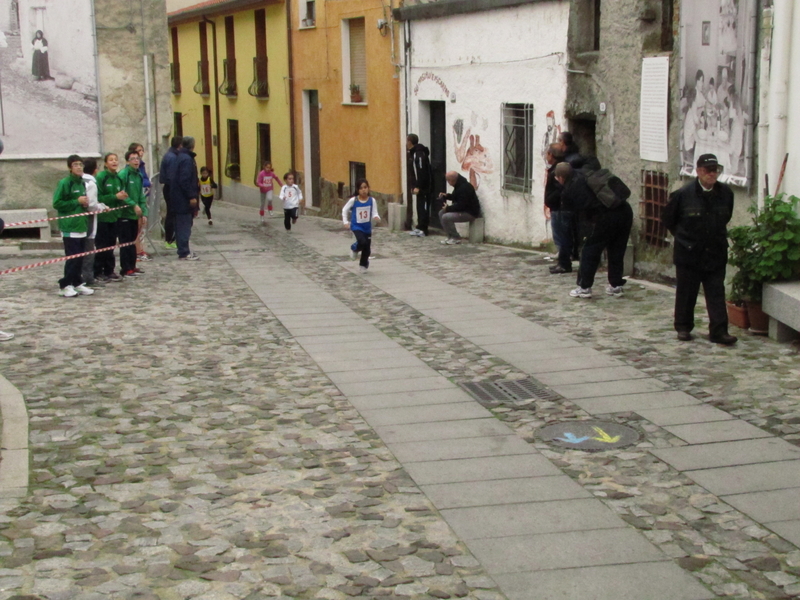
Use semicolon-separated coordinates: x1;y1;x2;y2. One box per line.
555;162;633;299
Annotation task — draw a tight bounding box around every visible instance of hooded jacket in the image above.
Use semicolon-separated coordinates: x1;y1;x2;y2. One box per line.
443;174;481;218
168;148;200;214
52;174;88;235
407;143;432;192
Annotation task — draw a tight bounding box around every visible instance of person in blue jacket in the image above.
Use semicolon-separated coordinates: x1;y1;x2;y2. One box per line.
166;136;200;260
342;179;381;273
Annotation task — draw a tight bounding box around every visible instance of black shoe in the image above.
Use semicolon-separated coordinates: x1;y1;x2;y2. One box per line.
710;334;738;345
677;331;693;341
549;265;572;274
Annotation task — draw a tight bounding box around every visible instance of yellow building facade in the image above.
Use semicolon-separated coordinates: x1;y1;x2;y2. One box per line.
291;0;403;217
168;0;292;209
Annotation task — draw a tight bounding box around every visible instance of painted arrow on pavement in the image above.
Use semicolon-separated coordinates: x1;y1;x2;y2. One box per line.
555;432;591;444
591;426;621;443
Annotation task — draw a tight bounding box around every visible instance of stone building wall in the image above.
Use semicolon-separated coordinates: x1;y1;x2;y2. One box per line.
0;0;172;215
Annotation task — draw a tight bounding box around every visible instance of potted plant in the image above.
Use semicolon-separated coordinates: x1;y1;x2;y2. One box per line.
728;194;800;334
349;84;362;103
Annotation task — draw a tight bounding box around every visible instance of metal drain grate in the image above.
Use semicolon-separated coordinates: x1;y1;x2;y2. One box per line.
460;377;562;403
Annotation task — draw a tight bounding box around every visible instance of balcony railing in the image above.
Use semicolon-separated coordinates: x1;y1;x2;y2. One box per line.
170;62;181;94
248;56;269;99
193;60;210;96
218;58;237;97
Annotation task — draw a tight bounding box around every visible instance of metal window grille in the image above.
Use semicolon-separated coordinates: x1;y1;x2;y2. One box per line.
641;170;669;247
219;58;237;97
349;162;366;193
226;120;241;180
502;103;534;194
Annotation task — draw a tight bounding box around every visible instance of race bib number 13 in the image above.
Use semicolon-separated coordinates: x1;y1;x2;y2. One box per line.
356;208;371;223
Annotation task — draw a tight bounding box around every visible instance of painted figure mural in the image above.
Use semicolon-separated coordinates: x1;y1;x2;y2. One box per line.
453;118;493;190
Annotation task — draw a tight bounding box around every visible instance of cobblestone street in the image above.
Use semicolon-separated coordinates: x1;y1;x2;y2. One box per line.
0;202;799;600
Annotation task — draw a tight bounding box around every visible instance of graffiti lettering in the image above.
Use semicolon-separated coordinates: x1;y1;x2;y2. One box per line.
413;71;449;97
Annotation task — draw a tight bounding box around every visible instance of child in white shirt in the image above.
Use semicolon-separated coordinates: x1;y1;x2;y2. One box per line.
279;172;303;231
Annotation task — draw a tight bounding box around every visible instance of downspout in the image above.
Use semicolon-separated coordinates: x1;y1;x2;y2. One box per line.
90;0;104;153
404;19;412;227
141;0;153;170
757;7;773;203
203;16;223;199
765;0;792;200
286;0;296;172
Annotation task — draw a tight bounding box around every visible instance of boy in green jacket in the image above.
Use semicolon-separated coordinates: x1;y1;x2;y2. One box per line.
53;155;94;297
117;150;148;277
95;152;127;281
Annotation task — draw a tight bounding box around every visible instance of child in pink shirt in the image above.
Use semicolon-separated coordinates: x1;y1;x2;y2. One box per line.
256;161;283;222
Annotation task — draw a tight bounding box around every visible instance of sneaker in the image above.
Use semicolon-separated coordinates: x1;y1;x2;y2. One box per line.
549;265;572;274
350;249;358;261
133;268;145;274
74;283;94;296
710;333;738;345
123;270;139;278
164;241;177;249
179;253;200;261
269;210;274;217
107;273;123;282
443;238;461;245
605;285;624;296
137;253;152;262
569;287;592;299
260;216;265;224
677;331;693;341
359;266;368;273
0;331;13;342
409;229;421;236
208;219;213;225
59;285;78;297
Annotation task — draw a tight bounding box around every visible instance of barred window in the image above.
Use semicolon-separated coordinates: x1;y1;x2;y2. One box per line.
502;103;534;194
641;170;669;246
225;119;241;180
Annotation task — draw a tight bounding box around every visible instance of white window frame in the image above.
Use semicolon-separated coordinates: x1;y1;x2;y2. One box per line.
341;17;367;104
501;103;534;194
299;0;316;28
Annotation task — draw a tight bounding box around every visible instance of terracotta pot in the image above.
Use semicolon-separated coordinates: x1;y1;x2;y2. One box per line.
726;301;750;330
746;301;769;335
350;92;362;103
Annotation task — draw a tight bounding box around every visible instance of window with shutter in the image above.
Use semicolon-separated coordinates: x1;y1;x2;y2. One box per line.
347;18;366;102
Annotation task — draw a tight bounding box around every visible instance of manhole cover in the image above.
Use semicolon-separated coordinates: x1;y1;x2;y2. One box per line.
538;420;640;451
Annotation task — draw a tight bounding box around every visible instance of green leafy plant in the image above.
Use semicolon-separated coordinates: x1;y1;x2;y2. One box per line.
728;194;800;302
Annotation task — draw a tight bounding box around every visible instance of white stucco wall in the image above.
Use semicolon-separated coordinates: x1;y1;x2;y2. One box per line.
780;3;800;198
404;1;570;245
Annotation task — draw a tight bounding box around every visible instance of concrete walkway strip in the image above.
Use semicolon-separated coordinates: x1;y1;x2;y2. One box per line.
0;374;28;498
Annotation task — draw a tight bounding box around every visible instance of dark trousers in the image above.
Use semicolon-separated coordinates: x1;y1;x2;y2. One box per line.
284;207;298;230
175;212;194;257
94;220;118;276
577;202;633;289
81;239;96;284
674;265;729;338
550;210;574;271
201;196;213;220
164;186;175;243
118;219;138;274
59;237;85;289
352;229;371;268
415;190;431;233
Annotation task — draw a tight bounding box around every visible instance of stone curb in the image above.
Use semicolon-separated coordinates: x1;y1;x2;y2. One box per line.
0;373;28;498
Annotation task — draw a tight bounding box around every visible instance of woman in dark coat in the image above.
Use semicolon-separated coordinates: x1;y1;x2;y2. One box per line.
31;30;51;80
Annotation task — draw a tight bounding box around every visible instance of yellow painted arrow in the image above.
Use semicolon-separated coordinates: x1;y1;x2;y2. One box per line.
591;426;621;443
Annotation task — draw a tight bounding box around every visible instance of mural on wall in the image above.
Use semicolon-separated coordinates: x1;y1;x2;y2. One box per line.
679;0;756;187
541;110;561;159
453;117;493;190
0;0;101;157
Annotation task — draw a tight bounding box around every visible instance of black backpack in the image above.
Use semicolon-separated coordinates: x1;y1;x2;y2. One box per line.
585;168;631;209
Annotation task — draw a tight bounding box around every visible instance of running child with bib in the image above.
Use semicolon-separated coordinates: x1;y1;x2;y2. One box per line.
342;178;381;273
279;172;303;231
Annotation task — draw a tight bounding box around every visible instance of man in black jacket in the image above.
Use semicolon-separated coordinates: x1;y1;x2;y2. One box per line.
544;144;571;273
160;136;182;248
407;134;433;237
662;154;736;344
438;171;480;245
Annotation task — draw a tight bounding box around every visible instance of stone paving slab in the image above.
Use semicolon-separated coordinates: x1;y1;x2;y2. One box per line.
507;353;622;373
636;404;736;426
574;390;702;414
421;476;591;509
440;498;625;540
494;562;716;600
684;460;800;495
534;365;649;386
551;378;671;399
767;521;800;547
292;331;390;344
374;417;512;443
325;365;436;384
468;529;667;572
335;375;456;397
469;335;585;349
652;438;800;470
389;434;534;462
318;354;429;372
359;401;492;426
664;419;773;444
722;488;800;523
297;338;402;353
346;387;475;410
402;454;563;485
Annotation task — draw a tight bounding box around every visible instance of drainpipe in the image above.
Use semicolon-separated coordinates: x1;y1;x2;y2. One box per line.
757;7;773;203
403;20;412;228
765;0;792;200
90;1;104;153
203;16;223;200
286;0;296;172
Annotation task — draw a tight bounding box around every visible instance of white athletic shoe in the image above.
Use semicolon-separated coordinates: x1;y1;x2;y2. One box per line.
606;285;624;296
359;266;368;273
0;331;14;341
59;285;78;298
569;287;592;299
74;284;95;296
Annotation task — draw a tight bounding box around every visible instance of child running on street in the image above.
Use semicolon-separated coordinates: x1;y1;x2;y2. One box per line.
279;172;302;231
342;178;381;273
199;166;218;225
256;161;282;222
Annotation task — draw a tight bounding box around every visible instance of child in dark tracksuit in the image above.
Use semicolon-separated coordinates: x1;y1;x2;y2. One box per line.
342;178;381;273
199;167;218;225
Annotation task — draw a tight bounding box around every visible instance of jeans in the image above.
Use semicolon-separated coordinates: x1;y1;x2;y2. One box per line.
550;210;574;270
284;207;298;230
59;237;85;289
351;230;372;268
577;202;633;289
674;265;729;338
415;190;432;233
118;219;138;274
175;212;194;258
94;220;118;276
439;209;475;239
163;185;175;243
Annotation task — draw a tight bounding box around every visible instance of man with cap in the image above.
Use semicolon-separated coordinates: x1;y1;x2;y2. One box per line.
662;154;737;345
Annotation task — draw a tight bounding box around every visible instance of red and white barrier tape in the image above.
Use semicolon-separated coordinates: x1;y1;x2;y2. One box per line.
0;241;138;277
3;206;126;228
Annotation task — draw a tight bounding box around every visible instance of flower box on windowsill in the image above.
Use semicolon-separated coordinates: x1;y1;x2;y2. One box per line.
300;18;315;28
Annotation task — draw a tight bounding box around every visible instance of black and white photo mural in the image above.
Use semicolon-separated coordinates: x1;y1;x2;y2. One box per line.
0;0;101;158
679;0;757;187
